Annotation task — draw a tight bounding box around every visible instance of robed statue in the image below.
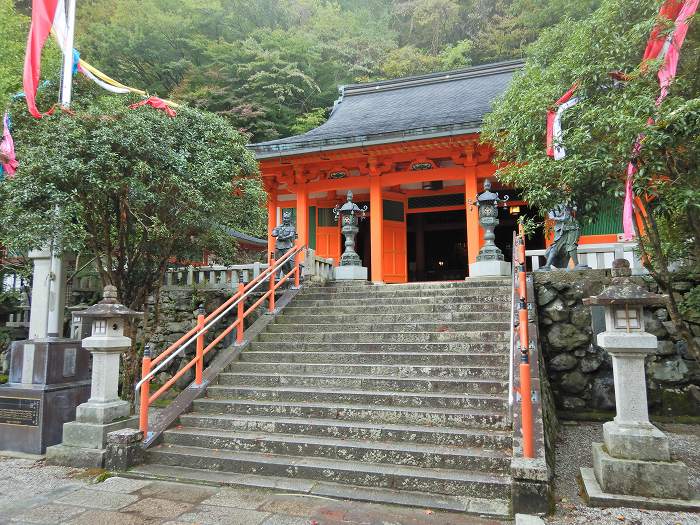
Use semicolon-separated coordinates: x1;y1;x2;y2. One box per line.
271;210;297;278
539;203;589;271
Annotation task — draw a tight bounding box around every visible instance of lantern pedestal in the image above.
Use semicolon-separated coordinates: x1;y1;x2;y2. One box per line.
334;265;368;281
46;286;141;468
580;259;699;510
468;259;511;277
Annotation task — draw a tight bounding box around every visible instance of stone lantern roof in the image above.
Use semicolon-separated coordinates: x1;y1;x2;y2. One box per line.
583;259;667;306
78;285;143;319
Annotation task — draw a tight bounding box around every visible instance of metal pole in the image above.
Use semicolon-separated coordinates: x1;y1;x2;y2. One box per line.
59;0;77;107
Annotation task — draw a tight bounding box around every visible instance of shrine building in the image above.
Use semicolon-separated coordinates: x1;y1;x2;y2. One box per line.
249;60;623;283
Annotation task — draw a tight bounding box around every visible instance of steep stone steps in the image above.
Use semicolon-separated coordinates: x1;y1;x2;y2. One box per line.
257;331;509;344
274;310;507;324
292;294;509;307
139;279;514;517
283;302;510;315
160;428;511;473
241;350;508;366
145;445;512;499
267;321;510;333
203;385;507;410
297;286;509;300
190;399;508;429
216;372;507;394
176;414;513;449
228;362;507;379
248;341;509;354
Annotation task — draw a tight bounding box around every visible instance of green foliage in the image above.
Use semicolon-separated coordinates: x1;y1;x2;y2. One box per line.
482;0;700;358
0;80;258;310
291;107;329;135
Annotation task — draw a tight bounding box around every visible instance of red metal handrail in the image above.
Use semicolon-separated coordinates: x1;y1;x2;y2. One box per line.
515;224;535;458
136;244;304;436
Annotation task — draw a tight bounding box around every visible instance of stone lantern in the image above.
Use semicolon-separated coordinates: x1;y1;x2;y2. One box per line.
333;190;368;280
580;259;697;508
469;179;510;277
46;285;142;468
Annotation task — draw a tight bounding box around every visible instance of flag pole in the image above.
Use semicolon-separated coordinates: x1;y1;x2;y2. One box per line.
45;0;75;337
59;0;76;107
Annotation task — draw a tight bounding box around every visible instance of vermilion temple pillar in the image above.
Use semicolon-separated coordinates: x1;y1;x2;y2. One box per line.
266;190;277;262
296;185;309;257
464;165;481;267
369;171;383;283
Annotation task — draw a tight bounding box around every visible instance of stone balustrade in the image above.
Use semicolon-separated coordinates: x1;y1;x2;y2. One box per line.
526;242;643;273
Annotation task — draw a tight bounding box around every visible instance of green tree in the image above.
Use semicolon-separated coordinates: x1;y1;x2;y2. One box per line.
482;0;700;360
0;82;259;401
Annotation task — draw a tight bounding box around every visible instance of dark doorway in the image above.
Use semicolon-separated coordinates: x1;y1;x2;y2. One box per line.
494;205;546;263
408;210;467;281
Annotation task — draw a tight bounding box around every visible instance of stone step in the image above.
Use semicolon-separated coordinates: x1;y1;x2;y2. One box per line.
204;385;507;411
318;279;510;292
298;287;509;301
176;413;513;449
292;294;510;307
145;445;512;499
284;302;511;315
226;362;507;380
191;399;507;429
248;341;510;354
267;321;511;333
127;464;511;518
161;428;512;473
275;311;509;324
216;372;507;395
241;350;508;366
257;331;510;344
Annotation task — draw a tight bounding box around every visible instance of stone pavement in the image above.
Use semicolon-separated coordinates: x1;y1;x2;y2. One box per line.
0;456;504;525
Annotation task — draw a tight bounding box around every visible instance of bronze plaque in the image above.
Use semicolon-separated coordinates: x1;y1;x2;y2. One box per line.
0;397;40;426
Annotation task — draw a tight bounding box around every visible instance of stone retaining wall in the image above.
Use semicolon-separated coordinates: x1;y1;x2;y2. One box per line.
534;271;700;417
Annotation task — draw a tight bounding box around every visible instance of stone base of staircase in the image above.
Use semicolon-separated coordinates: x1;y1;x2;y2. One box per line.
126;464;510;518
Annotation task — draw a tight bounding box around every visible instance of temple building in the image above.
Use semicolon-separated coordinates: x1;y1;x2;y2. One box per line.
249;60;623;283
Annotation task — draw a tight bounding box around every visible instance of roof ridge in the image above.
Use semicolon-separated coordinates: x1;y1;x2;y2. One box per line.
340;59;524;96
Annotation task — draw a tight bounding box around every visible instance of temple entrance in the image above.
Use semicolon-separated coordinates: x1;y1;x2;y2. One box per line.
408;210;467;281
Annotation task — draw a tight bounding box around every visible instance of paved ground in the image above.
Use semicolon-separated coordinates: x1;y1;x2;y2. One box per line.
0;421;698;525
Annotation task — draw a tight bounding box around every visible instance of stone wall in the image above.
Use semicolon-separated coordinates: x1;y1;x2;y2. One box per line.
141;287;272;394
534;271;700;417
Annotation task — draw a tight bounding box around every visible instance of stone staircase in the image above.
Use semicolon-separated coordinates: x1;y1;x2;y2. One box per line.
131;279;514;518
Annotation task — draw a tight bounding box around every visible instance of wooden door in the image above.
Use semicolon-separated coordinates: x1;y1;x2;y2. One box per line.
382;198;407;283
315;207;341;265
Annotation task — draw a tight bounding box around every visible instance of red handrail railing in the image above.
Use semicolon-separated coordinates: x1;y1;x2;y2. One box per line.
136;244;305;437
514;224;535;458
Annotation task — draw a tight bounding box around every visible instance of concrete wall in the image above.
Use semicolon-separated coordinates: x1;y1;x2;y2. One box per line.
534;271;700;417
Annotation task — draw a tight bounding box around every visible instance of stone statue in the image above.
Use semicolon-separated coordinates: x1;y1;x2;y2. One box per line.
271;210;297;277
539;203;589;271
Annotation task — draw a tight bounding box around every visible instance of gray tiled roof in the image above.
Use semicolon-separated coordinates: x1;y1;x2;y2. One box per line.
250;60;523;158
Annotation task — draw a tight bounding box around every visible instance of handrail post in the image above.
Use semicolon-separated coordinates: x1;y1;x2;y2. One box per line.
269;252;276;312
195;307;205;385
516;224;535;458
139;344;153;434
236;281;245;344
294;250;301;288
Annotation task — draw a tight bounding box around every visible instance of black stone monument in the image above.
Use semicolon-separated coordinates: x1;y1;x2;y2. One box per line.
0;339;91;454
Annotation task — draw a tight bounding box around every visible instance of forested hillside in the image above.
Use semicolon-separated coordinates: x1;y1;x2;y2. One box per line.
4;1;601;141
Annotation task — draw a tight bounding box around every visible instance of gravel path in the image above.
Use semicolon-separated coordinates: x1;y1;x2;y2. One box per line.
546;421;700;525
